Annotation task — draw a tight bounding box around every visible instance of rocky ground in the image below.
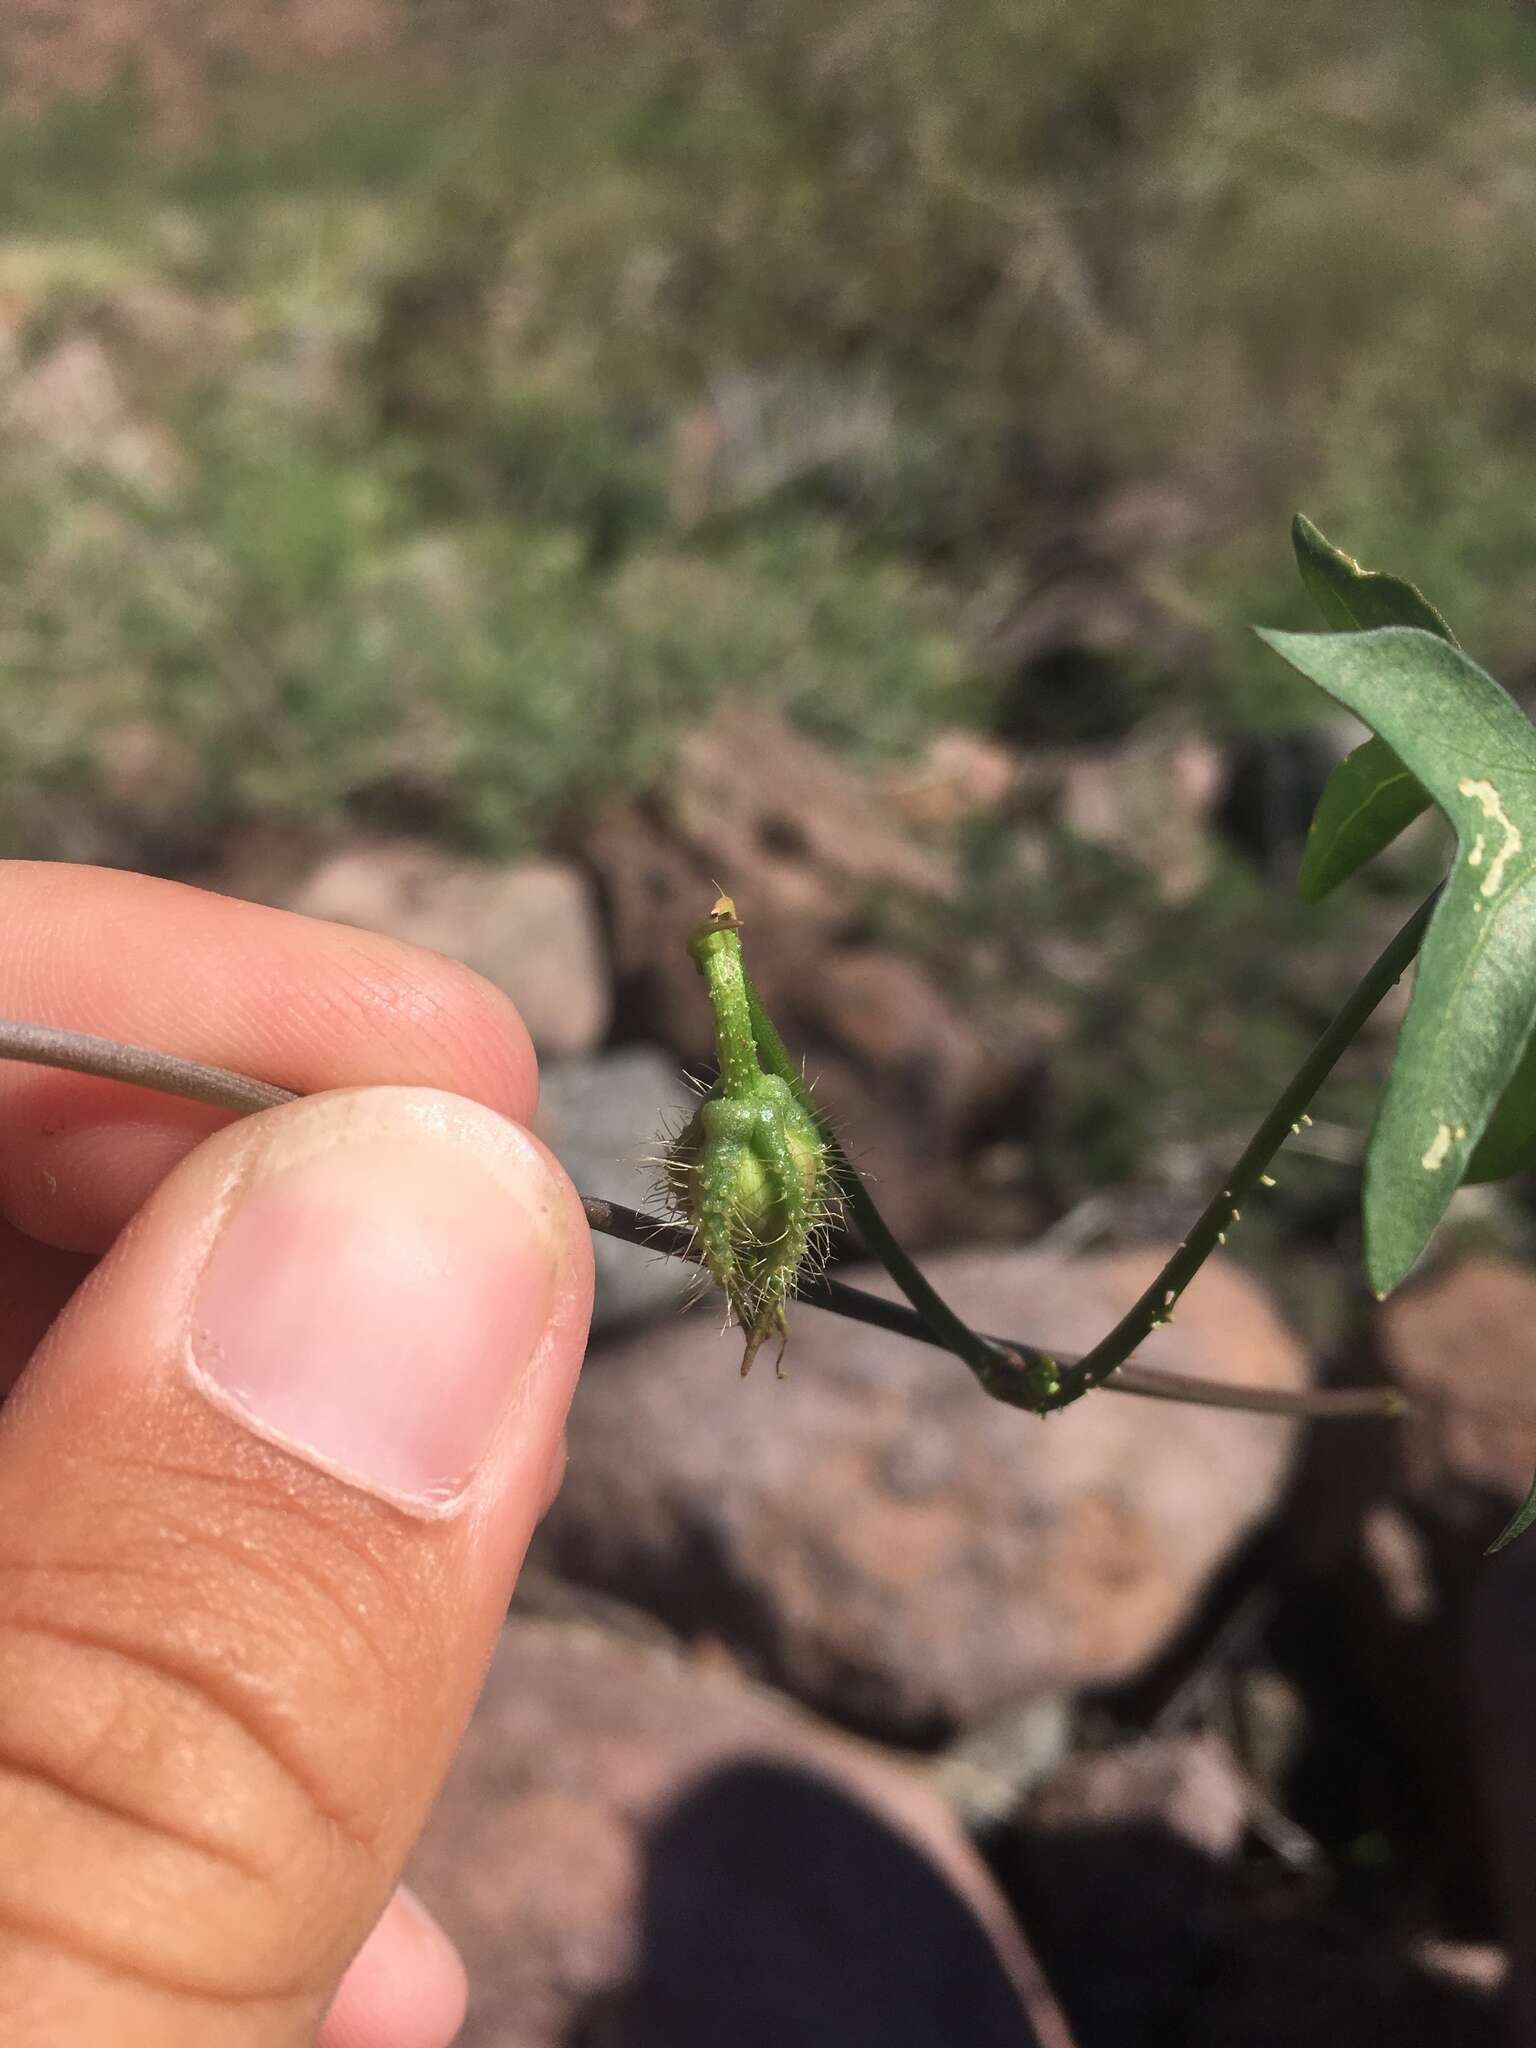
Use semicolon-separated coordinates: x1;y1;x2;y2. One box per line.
190;739;1536;2046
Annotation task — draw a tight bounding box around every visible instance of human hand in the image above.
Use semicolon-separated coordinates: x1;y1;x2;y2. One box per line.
0;862;593;2047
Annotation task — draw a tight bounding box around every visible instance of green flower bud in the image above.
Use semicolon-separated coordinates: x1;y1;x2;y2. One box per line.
661;897;838;1374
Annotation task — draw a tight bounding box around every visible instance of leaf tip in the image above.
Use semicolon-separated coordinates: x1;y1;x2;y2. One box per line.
1366;1249;1408;1302
1487;1497;1536;1554
1367;1227;1430;1305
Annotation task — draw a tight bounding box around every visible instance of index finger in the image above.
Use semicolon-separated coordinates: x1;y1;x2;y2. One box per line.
0;862;541;1252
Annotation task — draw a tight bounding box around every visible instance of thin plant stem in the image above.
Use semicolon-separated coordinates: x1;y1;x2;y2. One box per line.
0;1020;294;1116
583;1196;1399;1420
1046;889;1436;1407
741;892;1435;1415
0;911;1426;1436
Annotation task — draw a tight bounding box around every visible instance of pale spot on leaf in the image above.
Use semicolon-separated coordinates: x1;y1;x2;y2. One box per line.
1458;778;1522;898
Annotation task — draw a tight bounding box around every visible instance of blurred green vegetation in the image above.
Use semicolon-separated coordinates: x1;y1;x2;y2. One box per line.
4;0;1536;865
3;0;1534;1224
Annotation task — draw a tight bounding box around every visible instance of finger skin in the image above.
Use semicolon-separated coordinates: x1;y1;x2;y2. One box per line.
0;1015;591;2048
0;862;540;1253
319;1889;467;2048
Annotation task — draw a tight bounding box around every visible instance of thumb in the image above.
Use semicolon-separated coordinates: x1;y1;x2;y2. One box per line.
0;1087;591;2048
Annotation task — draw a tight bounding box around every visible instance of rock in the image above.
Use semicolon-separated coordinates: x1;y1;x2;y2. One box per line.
1263;1256;1536;1927
535;1247;1309;1737
587;703;954;1060
883;729;1023;831
672;702;955;909
787;947;1000;1239
4;332;186;494
6;335;121;453
1377;1255;1536;1518
535;1048;701;1334
1025;1734;1248;1859
583;707;1027;1242
273;837;611;1056
406;1614;1074;2048
1000;1735;1249;2046
933;1696;1076;1833
810;949;989;1118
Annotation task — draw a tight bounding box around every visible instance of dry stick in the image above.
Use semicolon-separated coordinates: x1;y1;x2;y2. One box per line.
0;1015;1402;1423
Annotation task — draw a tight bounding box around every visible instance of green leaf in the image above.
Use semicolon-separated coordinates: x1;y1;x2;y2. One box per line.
1291;515;1457;904
1291;515;1456;641
1487;1474;1536;1554
1258;625;1536;1295
1297;741;1435;905
1466;1031;1536;1182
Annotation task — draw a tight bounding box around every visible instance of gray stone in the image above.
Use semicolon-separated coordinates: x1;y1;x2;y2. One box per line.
536;1049;700;1334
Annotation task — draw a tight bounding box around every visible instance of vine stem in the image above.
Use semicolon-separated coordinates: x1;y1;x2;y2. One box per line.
0;886;1430;1435
743;891;1437;1420
1044;890;1435;1409
582;1197;1398;1420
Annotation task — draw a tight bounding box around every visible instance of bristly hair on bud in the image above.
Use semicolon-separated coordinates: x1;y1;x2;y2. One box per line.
658;894;840;1375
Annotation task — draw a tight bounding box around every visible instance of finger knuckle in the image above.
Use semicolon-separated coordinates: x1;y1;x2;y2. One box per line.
0;1484;407;2001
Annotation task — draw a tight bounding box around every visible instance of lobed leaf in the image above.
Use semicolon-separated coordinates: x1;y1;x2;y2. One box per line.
1292;515;1455;904
1259;625;1536;1295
